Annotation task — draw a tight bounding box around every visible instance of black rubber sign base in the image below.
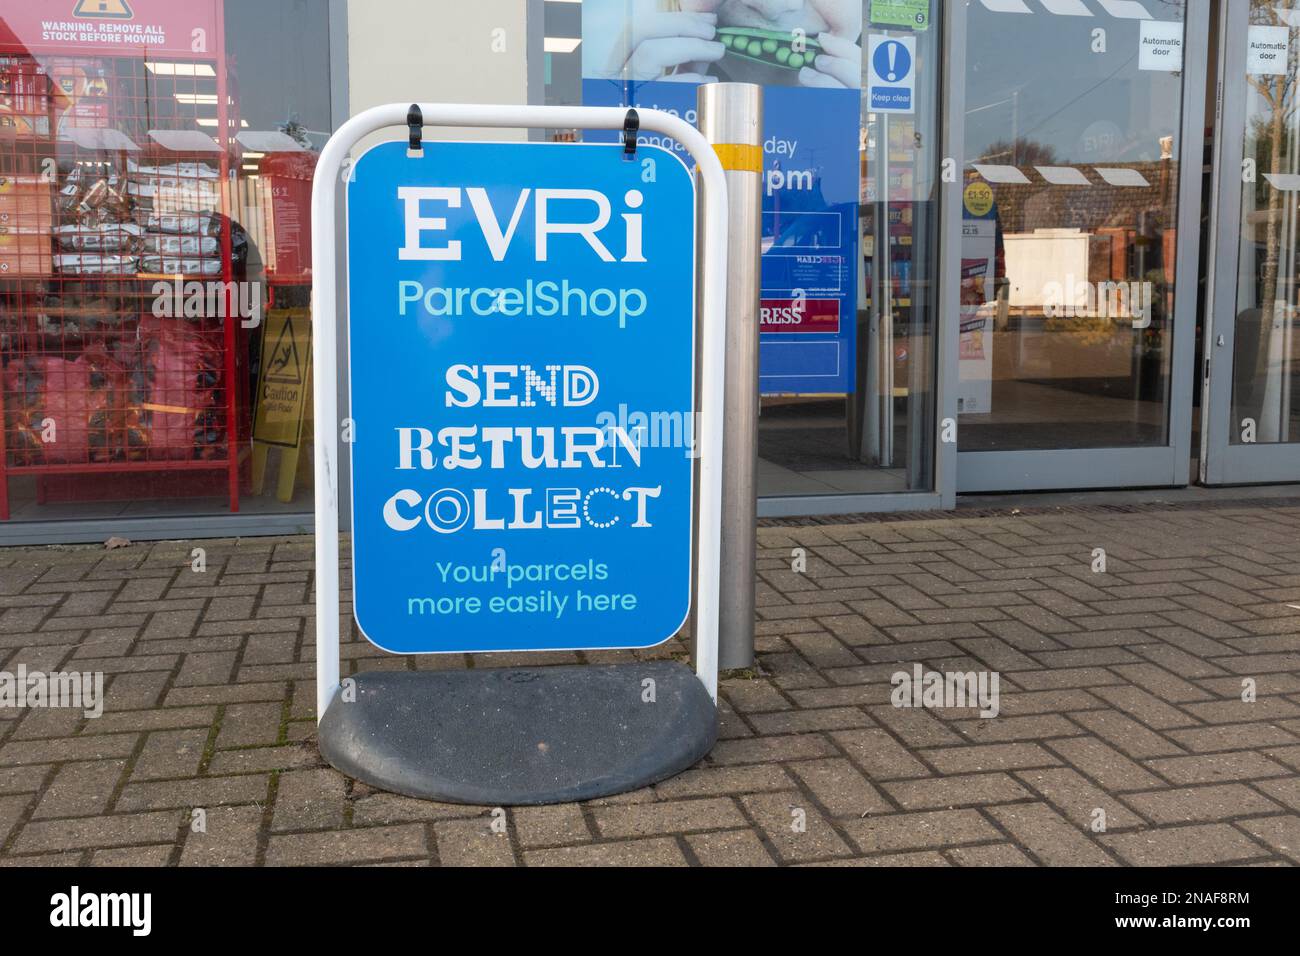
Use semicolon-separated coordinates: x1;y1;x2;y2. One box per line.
317;661;718;805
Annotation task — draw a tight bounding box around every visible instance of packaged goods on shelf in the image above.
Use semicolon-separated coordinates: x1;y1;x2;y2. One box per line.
126;159;220;214
48;58;111;134
126;178;220;213
0;226;53;276
142;233;219;257
136;212;217;235
140;256;223;277
3;322;226;465
0;173;54;217
123;318;224;461
57;165;130;224
3;351;121;464
36;281;136;339
0;302;17;348
53;221;143;251
0;173;53;275
0;56;50;138
139;218;246;266
54;252;138;275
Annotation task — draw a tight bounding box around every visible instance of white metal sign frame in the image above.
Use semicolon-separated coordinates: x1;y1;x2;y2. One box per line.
311;103;729;720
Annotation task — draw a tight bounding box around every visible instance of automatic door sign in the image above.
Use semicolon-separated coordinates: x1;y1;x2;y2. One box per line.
867;35;915;114
346;141;696;653
1138;19;1183;72
1248;25;1290;76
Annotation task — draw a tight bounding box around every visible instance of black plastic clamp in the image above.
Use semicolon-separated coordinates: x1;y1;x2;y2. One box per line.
622;108;639;156
408;104;423;153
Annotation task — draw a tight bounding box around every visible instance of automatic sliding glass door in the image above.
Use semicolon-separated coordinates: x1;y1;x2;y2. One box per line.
1202;0;1300;484
955;0;1208;493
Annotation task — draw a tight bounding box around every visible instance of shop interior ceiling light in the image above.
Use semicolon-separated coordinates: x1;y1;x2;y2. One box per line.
144;62;215;77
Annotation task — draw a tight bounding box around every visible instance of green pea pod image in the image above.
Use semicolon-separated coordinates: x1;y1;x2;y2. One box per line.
716;27;822;71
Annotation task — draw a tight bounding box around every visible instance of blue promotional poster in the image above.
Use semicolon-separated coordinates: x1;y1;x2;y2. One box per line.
345;141;697;654
581;0;861;395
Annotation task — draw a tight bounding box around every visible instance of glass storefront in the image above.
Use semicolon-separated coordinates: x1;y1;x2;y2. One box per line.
0;0;332;527
854;10;942;496
0;0;1296;542
564;1;942;505
959;0;1188;453
1201;0;1300;484
1230;1;1300;446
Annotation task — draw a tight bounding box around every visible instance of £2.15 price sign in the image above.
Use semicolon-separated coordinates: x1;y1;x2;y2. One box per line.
346;141;696;653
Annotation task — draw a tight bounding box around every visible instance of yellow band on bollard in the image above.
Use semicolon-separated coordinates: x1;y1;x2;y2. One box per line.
711;143;763;173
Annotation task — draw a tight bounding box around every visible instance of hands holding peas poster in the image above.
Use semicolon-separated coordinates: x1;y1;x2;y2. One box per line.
583;0;861;88
581;0;865;395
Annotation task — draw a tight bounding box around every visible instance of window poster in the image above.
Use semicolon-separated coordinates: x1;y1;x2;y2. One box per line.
581;0;862;395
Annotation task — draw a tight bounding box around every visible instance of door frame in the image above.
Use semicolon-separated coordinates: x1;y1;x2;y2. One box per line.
759;0;963;516
954;0;1211;494
1200;0;1300;485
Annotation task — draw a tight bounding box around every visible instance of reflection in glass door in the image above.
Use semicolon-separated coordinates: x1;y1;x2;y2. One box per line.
1202;0;1300;484
955;0;1208;492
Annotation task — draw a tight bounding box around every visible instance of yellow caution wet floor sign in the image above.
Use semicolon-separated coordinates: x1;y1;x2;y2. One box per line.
254;307;310;449
252;307;312;502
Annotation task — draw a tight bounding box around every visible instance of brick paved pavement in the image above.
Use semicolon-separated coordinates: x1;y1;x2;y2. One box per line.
0;502;1298;866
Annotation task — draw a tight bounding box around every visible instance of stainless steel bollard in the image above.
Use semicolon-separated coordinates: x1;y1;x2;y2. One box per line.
697;83;762;671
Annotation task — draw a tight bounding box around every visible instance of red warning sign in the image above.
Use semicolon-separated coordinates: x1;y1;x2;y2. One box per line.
0;0;220;57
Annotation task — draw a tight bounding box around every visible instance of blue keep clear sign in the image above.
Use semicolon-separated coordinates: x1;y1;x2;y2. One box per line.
867;35;915;114
346;141;696;654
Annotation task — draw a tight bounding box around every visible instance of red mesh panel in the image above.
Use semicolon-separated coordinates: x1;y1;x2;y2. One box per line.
0;43;242;518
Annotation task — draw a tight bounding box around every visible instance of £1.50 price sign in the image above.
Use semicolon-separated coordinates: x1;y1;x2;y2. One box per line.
346;140;696;653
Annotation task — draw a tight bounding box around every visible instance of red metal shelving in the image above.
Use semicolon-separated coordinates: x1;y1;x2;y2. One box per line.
0;25;242;520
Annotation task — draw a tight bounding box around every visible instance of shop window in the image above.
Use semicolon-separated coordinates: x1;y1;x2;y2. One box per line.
567;1;941;501
958;0;1188;452
0;0;330;525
